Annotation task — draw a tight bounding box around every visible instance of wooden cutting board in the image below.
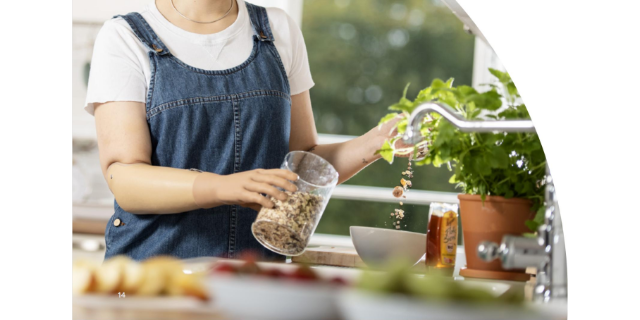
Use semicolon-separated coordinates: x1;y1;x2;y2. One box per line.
292;246;366;268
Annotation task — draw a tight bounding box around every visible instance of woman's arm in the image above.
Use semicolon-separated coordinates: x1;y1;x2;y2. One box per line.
289;91;400;184
95;101;298;214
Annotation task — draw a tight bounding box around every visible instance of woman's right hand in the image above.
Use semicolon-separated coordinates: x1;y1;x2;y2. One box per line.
194;169;299;211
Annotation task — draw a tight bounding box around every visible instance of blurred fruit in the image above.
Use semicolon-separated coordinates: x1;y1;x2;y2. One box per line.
329;277;347;286
72;260;97;294
211;263;238;274
136;256;182;296
290;265;318;281
237;261;261;275
259;268;284;279
120;257;143;294
73;255;209;299
167;271;209;301
95;256;130;294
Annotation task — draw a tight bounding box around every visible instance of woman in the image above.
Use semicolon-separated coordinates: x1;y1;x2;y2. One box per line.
86;0;402;261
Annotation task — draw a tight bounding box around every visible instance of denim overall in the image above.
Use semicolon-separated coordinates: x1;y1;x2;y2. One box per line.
104;3;290;261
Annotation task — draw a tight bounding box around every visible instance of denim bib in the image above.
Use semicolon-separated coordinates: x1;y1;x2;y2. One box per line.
104;3;290;261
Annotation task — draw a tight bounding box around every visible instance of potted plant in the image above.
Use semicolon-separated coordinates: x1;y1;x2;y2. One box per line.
376;69;546;280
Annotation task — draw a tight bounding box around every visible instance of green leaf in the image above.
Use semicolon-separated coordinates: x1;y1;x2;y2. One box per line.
402;83;411;98
449;174;457;183
525;220;540;232
489;146;509;168
489;68;511;83
531;149;546;164
388;84;414;113
378;113;399;126
431;78;448;89
473;156;491;176
432;154;444;167
445;78;455;88
439;144;451;161
454;85;477;102
416;87;433;102
434;121;456;147
507;82;519;97
396;118;408;134
375;140;394;164
482;134;499;146
534;206;545;223
525;207;546;231
468;89;502;111
388;100;413;113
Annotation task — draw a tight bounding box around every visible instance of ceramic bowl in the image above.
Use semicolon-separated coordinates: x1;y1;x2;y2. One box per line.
350;226;426;267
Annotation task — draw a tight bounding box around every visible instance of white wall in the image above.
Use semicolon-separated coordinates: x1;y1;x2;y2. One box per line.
73;0;152;23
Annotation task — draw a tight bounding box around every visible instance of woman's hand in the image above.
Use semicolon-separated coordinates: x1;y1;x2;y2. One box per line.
373;115;425;159
194;169;299;212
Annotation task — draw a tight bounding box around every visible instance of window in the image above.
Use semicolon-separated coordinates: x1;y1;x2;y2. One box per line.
300;0;477;236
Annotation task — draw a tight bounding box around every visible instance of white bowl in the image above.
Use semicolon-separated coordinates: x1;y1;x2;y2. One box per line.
350;226;426;267
207;275;340;320
338;288;544;320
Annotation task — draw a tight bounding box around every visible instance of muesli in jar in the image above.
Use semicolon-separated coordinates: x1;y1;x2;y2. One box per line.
252;191;323;255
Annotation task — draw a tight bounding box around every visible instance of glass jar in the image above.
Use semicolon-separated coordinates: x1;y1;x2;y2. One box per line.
426;202;459;276
252;151;339;256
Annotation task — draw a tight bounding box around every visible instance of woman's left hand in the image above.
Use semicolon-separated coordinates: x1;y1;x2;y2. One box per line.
374;115;425;159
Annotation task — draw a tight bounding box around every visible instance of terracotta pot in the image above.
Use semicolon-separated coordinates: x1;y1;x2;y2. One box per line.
458;194;535;276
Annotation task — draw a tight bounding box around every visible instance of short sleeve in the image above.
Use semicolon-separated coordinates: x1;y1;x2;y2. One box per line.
267;8;315;96
84;19;148;115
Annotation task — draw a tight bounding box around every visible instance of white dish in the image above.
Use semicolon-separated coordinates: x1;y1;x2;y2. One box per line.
73;295;211;312
207;275;340;320
350;226;426;267
338;289;544;320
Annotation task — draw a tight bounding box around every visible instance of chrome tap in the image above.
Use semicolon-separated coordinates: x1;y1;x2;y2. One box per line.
402;101;536;145
477;167;567;302
402;102;567;302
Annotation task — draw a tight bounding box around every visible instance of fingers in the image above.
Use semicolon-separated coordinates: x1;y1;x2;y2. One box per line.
242;192;275;209
251;174;297;193
239;203;262;212
245;182;288;202
257;169;299;182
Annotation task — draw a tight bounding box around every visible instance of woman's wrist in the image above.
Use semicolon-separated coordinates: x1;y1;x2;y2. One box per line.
363;126;386;162
193;171;224;209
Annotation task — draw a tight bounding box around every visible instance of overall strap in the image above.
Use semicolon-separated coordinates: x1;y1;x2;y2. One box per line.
245;2;275;42
114;12;171;56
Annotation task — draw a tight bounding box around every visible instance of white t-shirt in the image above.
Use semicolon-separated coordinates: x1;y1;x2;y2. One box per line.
85;0;314;114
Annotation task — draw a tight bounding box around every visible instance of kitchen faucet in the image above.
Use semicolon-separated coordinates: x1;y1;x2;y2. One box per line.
402;101;536;144
402;102;568;303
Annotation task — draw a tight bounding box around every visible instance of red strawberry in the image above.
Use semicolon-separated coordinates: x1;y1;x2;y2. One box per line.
260;268;284;279
289;265;318;282
237;261;261;275
211;263;237;274
329;277;347;286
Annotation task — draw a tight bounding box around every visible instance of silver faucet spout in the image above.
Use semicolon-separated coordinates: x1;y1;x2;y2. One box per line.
402;102;536;145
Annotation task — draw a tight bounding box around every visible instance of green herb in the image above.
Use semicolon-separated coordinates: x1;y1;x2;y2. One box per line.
377;69;546;231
